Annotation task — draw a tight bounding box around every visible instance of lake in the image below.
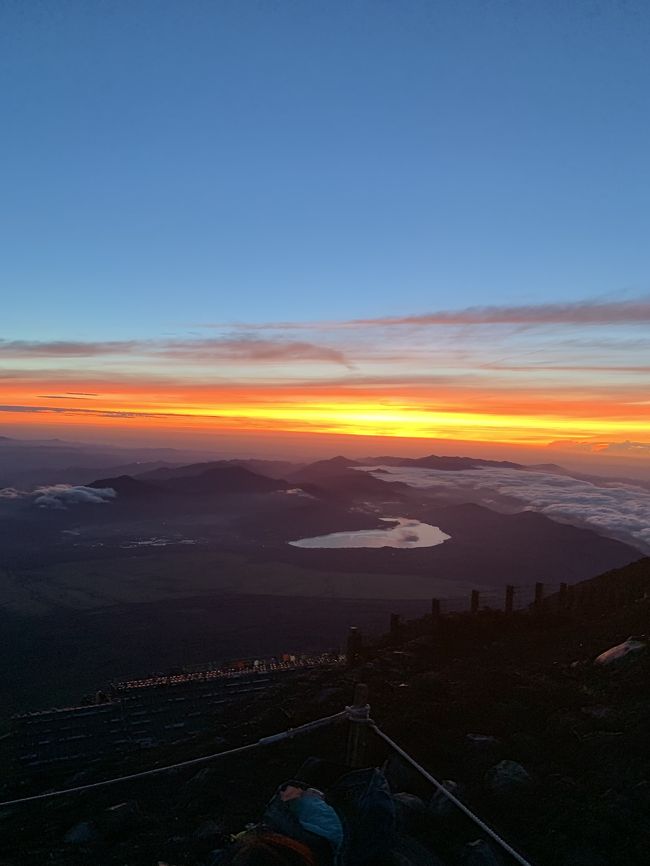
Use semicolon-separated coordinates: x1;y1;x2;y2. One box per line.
289;517;451;549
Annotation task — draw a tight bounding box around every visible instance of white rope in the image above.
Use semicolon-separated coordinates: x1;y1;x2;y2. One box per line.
370;724;535;866
0;710;348;808
3;705;535;866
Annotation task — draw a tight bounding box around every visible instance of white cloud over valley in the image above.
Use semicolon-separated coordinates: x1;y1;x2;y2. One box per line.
0;484;117;509
360;466;650;553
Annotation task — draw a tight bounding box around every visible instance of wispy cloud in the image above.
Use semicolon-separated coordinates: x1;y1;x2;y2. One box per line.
202;298;650;331
0;404;197;420
349;299;650;327
36;394;95;400
0;340;137;356
2;297;648;452
155;337;352;367
0;336;352;367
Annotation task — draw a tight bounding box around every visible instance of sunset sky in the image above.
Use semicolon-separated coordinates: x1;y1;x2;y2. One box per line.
2;2;649;467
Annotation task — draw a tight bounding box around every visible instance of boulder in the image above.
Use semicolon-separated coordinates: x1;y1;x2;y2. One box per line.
391;834;447;865
102;800;141;832
64;821;97;845
181;767;217;796
460;838;503;865
465;734;504;771
507;732;540;763
580;705;613;720
559;844;609;866
466;734;501;750
383;754;429;794
392;792;427;832
411;671;449;697
485;760;532;795
429;779;460;817
316;686;344;704
194;819;225;839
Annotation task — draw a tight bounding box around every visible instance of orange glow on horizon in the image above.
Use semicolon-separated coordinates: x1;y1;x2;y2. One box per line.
2;375;648;449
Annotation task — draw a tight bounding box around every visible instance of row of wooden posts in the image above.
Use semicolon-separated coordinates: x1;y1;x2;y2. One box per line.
400;577;640;621
346;576;648;665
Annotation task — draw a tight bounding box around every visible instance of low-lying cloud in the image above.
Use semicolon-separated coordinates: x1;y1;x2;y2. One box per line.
360;465;650;553
0;484;117;510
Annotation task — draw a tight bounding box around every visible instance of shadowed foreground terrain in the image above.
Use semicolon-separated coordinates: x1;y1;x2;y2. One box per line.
2;558;649;865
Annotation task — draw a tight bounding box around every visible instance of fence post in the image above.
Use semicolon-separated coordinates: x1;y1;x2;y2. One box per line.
346;627;362;668
505;585;514;615
346;683;369;768
389;613;401;643
566;584;575;612
470;590;480;615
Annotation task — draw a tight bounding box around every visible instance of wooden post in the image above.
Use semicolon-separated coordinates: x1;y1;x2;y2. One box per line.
346;626;362;668
346;683;369;768
505;585;514;615
559;582;568;610
389;613;401;642
534;582;544;612
470;590;480;615
431;598;441;649
566;584;575;612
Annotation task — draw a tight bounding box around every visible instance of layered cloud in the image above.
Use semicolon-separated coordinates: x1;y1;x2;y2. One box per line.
0;484;116;509
347;298;650;328
0;336;352;367
0;340;138;357
210;297;650;330
1;297;648;455
360;465;650;553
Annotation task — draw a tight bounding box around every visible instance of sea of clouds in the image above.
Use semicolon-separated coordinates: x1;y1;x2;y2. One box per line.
0;484;116;509
359;466;650;554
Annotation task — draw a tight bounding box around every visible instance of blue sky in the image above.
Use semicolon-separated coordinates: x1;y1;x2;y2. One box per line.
2;1;650;341
1;2;649;463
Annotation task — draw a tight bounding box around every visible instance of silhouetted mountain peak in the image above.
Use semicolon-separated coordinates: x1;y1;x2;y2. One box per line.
87;475;163;498
161;465;287;495
401;454;523;471
290;456;360;483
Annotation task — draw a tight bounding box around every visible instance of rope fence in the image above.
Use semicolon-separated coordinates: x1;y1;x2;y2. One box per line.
370;723;533;866
1;686;535;865
0;710;349;808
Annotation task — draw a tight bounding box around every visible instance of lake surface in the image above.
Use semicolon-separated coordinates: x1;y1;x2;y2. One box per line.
289;517;451;549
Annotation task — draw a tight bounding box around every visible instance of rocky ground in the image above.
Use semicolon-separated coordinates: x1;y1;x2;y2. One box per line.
1;557;649;866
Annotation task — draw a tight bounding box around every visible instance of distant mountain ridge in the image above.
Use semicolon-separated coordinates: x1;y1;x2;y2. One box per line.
137;458;302;482
87;475;163;498
87;465;290;499
161;465;288;495
288;456;361;483
399;454;523;470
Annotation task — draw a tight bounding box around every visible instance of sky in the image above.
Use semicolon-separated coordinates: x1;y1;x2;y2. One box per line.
1;1;649;467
